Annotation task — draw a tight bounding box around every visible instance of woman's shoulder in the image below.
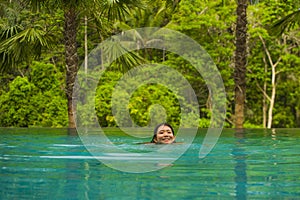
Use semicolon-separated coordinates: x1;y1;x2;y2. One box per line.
136;142;155;145
136;141;183;145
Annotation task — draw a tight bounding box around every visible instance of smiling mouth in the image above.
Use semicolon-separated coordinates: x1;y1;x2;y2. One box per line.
161;137;172;142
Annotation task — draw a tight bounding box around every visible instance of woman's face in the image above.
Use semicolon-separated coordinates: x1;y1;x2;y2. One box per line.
154;125;175;144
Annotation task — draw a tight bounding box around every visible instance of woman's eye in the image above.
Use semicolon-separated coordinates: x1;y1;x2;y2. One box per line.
158;130;172;134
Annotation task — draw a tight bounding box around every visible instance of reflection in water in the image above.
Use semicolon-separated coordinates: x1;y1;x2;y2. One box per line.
83;162;91;200
67;128;78;136
233;130;247;200
271;128;276;141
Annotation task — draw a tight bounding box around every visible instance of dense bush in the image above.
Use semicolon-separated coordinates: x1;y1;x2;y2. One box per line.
0;62;68;127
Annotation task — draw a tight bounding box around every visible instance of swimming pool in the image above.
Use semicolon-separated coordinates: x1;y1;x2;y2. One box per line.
1;128;299;199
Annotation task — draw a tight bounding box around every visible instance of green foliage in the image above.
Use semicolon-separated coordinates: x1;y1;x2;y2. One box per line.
0;76;38;127
167;0;236;122
94;71;123;127
243;121;264;128
128;84;181;127
245;1;300;128
0;62;67;127
94;67;200;128
1;0;300;128
0;2;59;72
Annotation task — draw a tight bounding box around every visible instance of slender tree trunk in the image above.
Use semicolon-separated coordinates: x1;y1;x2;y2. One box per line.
267;69;276;128
64;7;78;129
234;0;248;128
262;54;268;128
259;35;281;128
262;65;267;128
84;15;88;75
267;50;277;129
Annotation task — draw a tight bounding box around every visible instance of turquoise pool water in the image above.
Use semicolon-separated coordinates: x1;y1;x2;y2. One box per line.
0;128;300;199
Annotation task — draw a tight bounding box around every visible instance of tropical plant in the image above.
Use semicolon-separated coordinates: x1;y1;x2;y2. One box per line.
245;0;300;128
167;0;236;127
0;0;148;128
272;9;300;35
0;1;57;72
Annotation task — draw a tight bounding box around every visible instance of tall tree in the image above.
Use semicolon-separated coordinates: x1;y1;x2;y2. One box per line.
53;0;146;128
0;0;146;128
234;0;248;128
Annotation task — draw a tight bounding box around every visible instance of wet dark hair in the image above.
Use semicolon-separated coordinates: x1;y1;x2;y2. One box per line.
150;122;175;143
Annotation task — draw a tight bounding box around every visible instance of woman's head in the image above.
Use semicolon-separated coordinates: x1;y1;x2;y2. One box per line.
151;123;175;144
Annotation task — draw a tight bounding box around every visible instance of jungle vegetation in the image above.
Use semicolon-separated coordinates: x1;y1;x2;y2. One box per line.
0;0;299;128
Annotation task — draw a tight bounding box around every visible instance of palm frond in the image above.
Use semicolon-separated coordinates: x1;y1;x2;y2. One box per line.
271;9;300;36
101;38;145;73
0;25;56;73
96;0;146;21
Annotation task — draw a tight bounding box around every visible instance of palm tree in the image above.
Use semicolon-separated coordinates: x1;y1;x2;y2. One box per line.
0;0;146;128
234;0;248;128
0;1;56;72
113;0;180;61
53;0;148;128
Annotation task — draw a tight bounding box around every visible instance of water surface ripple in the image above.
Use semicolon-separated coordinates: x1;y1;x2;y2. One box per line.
0;128;299;199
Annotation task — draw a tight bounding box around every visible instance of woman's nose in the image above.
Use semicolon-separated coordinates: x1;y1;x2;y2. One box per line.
162;131;169;135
